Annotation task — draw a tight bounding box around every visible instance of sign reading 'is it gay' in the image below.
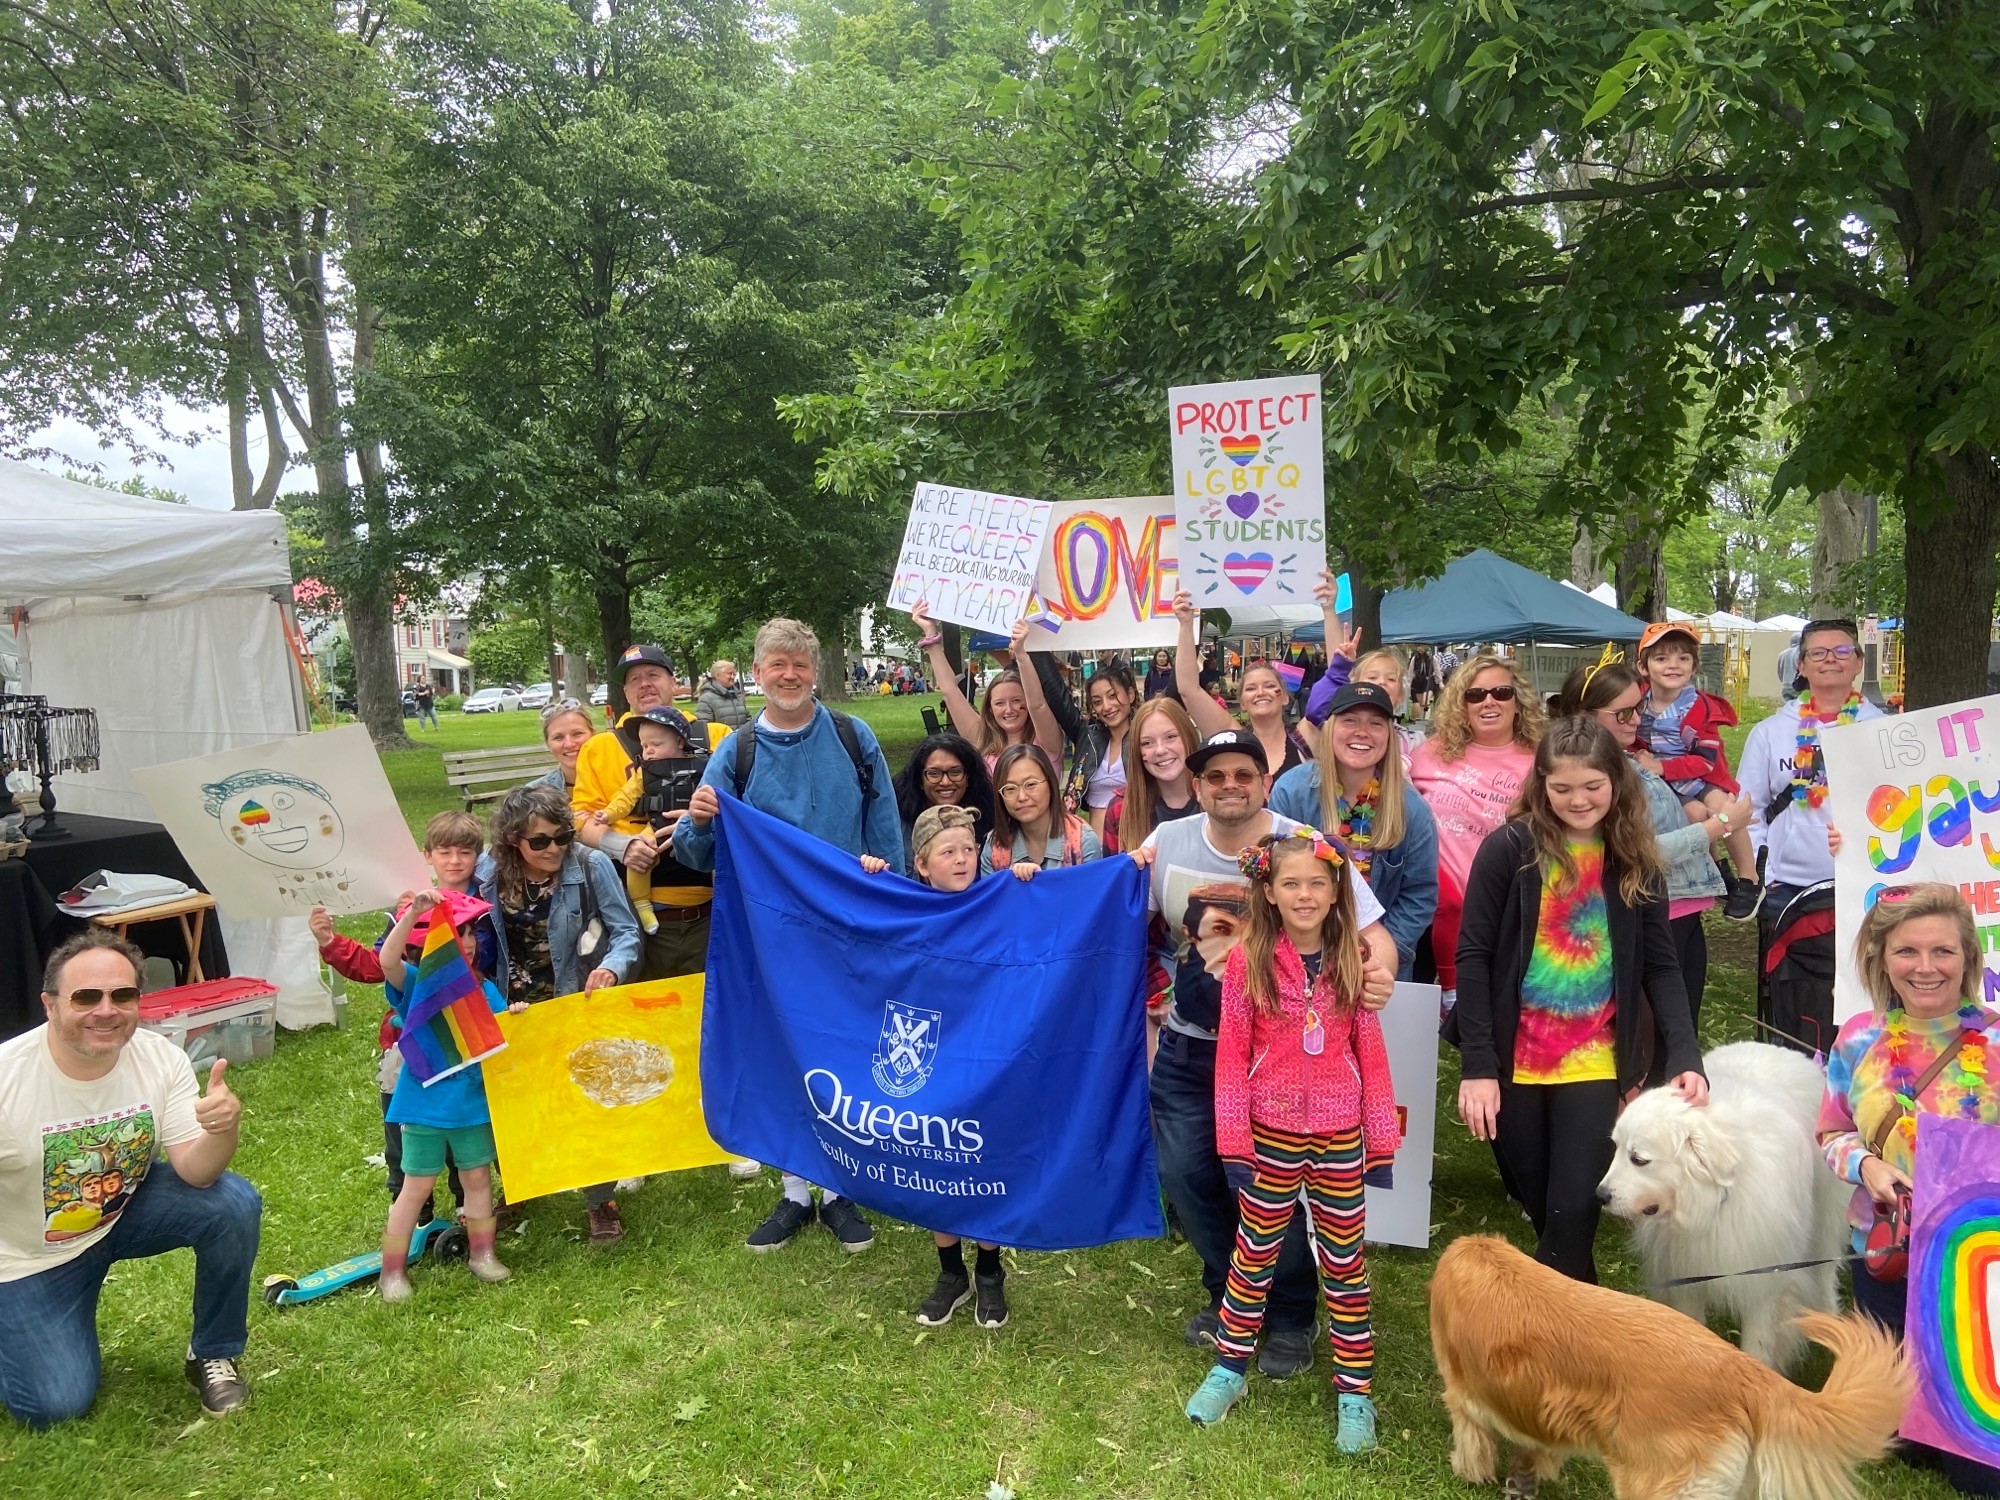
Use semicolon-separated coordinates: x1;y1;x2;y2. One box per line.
1168;374;1326;607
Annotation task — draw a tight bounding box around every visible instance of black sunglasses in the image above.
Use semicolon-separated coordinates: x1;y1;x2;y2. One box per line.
67;986;142;1009
1463;685;1517;705
523;829;576;851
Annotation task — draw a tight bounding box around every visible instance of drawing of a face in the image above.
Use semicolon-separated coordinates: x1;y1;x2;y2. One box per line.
203;771;345;868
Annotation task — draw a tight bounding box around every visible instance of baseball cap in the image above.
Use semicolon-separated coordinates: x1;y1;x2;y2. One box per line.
1326;681;1397;720
612;643;675;684
632;704;694;744
1636;622;1701;657
1186;727;1270;776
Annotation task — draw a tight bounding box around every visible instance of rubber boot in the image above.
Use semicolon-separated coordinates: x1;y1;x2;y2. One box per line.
379;1233;414;1304
466;1215;511;1284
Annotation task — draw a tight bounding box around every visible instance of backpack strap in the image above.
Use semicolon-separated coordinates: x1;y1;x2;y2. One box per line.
731;716;757;798
1062;815;1084;866
990;838;1012;870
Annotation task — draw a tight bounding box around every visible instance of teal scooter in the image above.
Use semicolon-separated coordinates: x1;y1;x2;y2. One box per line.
262;1215;467;1306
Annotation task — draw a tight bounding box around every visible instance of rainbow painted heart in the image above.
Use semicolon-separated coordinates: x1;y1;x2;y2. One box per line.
1223;552;1274;593
1219;434;1262;464
1225;491;1261;519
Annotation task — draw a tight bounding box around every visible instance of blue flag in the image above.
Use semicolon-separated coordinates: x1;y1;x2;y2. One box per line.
703;793;1164;1250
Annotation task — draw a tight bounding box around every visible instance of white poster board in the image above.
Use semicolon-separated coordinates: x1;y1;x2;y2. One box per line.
131;724;430;920
1021;495;1179;652
1822;697;2000;1023
1169;375;1325;607
886;482;1055;633
1365;980;1441;1249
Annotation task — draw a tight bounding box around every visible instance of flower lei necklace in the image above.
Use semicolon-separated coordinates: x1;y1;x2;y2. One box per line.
1791;692;1863;808
1336;777;1381;878
1882;1003;1988;1150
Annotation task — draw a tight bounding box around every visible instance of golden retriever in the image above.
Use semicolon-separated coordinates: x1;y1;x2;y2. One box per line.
1429;1236;1910;1500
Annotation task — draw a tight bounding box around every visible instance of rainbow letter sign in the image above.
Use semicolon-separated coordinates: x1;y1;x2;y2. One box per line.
1906;1114;2000;1468
1169;375;1325;607
1021;496;1179;652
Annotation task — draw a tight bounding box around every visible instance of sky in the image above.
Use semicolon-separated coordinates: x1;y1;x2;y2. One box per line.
26;401;243;511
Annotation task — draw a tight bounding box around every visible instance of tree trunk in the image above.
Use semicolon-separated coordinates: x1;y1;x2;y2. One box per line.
820;621;852;702
1901;448;2000;710
1615;534;1667;623
1812;487;1867;615
595;579;635;717
1344;555;1384;657
1569;519;1606;590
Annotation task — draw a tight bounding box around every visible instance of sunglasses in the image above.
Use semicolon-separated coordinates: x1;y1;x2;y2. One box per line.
1804;645;1858;663
1201;768;1262;786
522;828;576;851
1463;685;1517;705
922;766;968;784
1598;705;1640;725
68;986;142;1009
539;698;587;721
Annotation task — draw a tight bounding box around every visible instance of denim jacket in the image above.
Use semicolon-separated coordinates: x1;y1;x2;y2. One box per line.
475;846;643;997
1267;768;1439;979
1637;768;1727;904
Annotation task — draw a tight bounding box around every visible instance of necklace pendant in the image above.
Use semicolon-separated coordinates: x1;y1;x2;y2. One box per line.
1302;1007;1325;1056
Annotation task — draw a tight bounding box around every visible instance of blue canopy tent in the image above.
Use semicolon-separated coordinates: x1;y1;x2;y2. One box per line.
1293;549;1645;646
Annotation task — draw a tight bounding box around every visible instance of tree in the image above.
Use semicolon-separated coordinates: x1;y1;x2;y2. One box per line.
468;618;550;688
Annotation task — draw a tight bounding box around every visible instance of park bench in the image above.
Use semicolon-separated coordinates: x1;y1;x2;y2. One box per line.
443;745;558;808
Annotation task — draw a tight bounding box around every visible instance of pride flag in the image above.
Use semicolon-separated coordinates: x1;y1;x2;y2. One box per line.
1271;660;1305;692
397;907;507;1086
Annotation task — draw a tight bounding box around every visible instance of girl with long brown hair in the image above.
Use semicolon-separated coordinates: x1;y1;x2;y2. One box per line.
981;743;1102;877
913;606;1065;767
1106;697;1202;855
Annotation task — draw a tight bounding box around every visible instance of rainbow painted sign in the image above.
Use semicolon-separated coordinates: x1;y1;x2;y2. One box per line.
1823;697;2000;1023
1905;1114;2000;1467
1168;374;1325;607
1020;496;1179;653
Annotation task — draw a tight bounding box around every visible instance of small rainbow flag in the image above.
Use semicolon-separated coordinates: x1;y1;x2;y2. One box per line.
1219;434;1262;464
1271;661;1305;692
397;907;507;1087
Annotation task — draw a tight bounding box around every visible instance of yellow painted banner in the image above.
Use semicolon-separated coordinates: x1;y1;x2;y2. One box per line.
483;976;729;1200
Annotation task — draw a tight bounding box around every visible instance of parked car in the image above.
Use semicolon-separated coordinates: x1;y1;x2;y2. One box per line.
519;681;554;710
462;687;523;714
589;682;609;706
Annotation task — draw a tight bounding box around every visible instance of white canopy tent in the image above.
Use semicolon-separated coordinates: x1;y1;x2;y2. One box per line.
0;461;329;1025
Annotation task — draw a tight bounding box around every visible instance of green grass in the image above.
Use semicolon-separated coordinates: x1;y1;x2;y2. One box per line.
1;692;1953;1498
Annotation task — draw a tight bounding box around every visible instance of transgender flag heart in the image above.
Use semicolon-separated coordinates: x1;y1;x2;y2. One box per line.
1223;552;1274;593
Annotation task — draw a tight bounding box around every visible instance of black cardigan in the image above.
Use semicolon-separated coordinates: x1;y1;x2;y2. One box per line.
1446;820;1703;1091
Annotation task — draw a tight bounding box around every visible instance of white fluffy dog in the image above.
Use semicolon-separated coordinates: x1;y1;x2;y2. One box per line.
1597;1041;1853;1372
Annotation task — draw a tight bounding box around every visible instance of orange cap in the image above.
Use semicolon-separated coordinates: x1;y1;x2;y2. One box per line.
1637;621;1701;658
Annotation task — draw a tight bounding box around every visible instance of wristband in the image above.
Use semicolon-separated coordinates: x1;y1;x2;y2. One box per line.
1714;810;1731;827
917;633;944;648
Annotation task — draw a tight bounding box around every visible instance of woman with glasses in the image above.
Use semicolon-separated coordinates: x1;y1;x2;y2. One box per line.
535;700;598;794
1409;654;1545;1011
891;734;996;877
476;783;641;1241
1553;659;1746;1040
981;744;1102;876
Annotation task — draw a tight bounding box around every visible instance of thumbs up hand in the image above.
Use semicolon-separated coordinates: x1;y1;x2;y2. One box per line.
195;1057;241;1136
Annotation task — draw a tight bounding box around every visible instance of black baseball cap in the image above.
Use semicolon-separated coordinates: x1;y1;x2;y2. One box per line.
1327;681;1397;720
1186;727;1269;776
633;705;694;744
612;643;675;684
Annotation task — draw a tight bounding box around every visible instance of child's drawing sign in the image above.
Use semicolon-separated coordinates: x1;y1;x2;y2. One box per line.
887;482;1055;633
1169;374;1326;606
132;724;429;919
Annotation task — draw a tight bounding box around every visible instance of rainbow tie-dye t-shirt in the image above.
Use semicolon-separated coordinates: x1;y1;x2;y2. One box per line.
1513;839;1616;1085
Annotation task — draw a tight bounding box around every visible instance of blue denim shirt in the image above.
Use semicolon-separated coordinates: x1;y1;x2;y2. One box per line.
474;846;643;997
1637;768;1727;903
1267;768;1439;979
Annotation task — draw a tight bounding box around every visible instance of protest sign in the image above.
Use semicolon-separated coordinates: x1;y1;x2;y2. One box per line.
484;977;729;1201
1020;495;1179;652
1169;374;1325;606
131;724;428;919
887;482;1054;633
703;794;1163;1252
1822;696;2000;1021
1904;1115;2000;1468
1366;981;1442;1249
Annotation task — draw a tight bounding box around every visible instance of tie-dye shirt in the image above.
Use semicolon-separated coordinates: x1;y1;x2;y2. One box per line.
1512;839;1616;1084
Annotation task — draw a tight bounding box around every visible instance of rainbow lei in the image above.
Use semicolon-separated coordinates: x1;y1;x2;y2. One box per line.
1790;692;1862;808
1883;1004;1989;1149
1336;778;1381;879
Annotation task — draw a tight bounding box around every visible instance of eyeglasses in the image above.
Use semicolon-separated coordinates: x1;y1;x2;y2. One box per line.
540;698;586;721
1597;705;1640;725
1201;768;1261;786
1463;685;1517;705
67;986;142;1009
922;766;968;784
1804;645;1858;663
522;828;576;851
997;780;1048;798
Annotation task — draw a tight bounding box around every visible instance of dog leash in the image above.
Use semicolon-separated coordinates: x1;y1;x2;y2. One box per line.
1643;1245;1893;1293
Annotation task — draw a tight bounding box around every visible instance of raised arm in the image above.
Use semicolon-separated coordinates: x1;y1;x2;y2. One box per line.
1010;616;1067;759
915;603;985;743
1174;590;1235;739
378;891;438;996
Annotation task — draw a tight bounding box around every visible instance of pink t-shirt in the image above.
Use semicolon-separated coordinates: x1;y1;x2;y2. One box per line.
1409;737;1535;987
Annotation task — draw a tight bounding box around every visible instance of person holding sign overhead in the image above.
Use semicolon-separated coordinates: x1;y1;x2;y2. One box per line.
913;606;1065;769
1174;590;1311;783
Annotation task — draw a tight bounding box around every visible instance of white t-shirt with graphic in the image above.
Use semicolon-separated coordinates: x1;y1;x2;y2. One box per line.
0;1026;202;1283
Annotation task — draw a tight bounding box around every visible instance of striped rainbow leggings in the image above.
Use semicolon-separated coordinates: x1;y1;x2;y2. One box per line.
1216;1122;1371;1392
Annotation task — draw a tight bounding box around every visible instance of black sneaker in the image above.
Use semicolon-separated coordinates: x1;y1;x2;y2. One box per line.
818;1196;875;1252
185;1353;247;1416
974;1271;1009;1329
915;1270;972;1326
1183;1305;1223;1347
745;1195;814;1253
1723;878;1764;922
1257;1324;1315;1380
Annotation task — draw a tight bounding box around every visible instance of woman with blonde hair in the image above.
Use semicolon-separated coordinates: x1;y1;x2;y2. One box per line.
1409;653;1545;1008
1173;592;1310;782
912;606;1064;768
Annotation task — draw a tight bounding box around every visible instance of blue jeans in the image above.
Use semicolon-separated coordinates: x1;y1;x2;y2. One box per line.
418;703;438;728
0;1160;262;1429
1150;1027;1316;1334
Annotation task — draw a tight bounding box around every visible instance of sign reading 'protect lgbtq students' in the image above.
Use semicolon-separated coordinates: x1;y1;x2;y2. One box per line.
1169;374;1326;607
888;482;1054;633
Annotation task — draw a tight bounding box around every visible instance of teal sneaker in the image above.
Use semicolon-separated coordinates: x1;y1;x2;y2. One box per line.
1185;1366;1247;1427
1336;1392;1377;1453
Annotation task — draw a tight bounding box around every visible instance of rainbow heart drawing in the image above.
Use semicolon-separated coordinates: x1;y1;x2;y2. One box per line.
1219;434;1262;465
1223;552;1274;593
1905;1115;2000;1468
1225;491;1261;519
237;800;271;827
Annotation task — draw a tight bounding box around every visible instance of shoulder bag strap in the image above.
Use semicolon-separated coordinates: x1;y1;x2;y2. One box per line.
1869;1024;1984;1155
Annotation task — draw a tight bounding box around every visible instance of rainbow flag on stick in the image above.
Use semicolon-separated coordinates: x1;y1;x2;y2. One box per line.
397;907;507;1086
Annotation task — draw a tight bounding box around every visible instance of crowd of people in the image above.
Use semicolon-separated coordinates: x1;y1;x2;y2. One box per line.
2;600;1991;1494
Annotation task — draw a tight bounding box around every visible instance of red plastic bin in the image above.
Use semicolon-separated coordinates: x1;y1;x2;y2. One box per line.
139;977;279;1064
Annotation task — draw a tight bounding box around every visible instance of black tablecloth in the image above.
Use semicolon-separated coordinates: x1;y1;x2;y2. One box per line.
19;812;231;1004
0;861;58;1039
